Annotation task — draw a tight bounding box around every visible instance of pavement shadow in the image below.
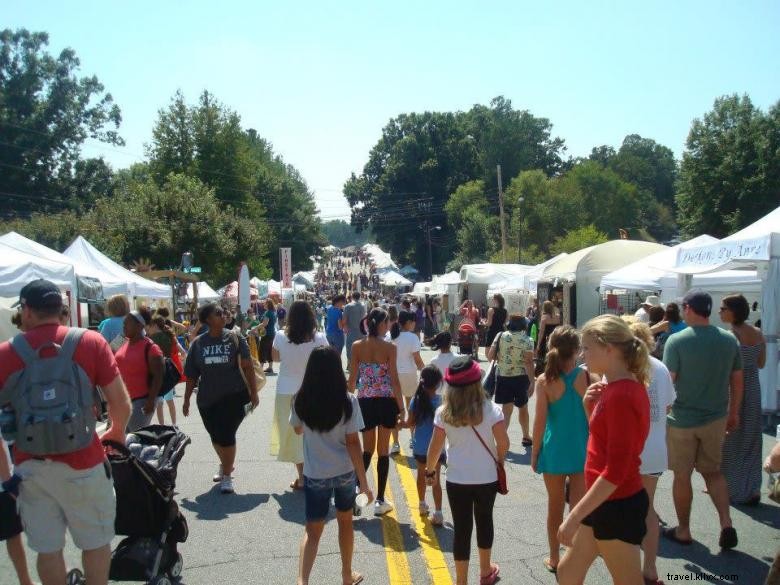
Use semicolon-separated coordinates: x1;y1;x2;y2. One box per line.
505;448;531;466
658;539;770;583
272;491;307;525
732;501;780;530
180;485;269;521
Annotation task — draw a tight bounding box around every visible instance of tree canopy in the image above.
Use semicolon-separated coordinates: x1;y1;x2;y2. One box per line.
0;29;123;216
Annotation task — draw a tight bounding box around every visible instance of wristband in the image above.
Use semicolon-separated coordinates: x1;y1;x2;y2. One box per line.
2;473;22;497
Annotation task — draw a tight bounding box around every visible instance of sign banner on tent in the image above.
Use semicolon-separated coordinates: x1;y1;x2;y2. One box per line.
76;276;104;304
280;248;292;288
676;236;770;270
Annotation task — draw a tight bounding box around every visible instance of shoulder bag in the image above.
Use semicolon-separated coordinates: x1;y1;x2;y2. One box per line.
472;426;508;495
483;332;505;398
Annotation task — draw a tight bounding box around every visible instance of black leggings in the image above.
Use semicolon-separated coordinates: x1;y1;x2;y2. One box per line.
446;481;498;561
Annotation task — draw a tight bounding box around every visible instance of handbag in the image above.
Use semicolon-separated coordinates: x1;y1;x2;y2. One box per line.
483;333;504;397
472;426;508;495
229;332;267;397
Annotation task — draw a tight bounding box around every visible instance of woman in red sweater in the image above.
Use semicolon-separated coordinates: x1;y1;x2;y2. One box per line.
557;315;651;585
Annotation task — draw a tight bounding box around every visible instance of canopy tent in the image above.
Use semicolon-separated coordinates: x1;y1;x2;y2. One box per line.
540;240;667;326
186;282;220;303
64;236;171;299
379;270;412;287
524;254;568;293
0;242;75;297
411;281;435;296
293;271;316;288
362;244;399;272
399;265;420;277
434;271;463;285
669;205;780;413
221;281;259;301
0;231;128;298
459;263;534;285
602;235;761;303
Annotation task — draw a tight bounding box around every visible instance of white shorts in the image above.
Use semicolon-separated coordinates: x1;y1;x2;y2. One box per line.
17;459;115;553
399;372;419;398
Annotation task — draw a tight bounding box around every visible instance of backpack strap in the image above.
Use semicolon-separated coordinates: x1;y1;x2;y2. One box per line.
59;328;86;363
10;334;37;366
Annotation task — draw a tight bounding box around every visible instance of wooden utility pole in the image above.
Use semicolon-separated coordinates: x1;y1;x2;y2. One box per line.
497;164;507;262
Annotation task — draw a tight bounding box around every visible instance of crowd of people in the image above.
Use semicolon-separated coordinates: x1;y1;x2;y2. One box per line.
0;274;777;585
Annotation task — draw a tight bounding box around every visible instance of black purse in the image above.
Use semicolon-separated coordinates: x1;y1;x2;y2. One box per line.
483;333;503;398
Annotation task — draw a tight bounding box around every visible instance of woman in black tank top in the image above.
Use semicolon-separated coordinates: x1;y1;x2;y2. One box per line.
485;294;508;347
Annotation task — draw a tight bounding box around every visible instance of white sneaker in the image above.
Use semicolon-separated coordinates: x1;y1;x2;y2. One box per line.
431;511;444;526
390;443;401;455
419;501;430;516
374;500;394;516
220;475;235;494
212;465;223;483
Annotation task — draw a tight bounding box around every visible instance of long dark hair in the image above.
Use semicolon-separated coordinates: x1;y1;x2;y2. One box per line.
360;307;388;336
411;366;442;422
293;347;353;432
286;300;317;344
544;325;580;381
392;310;416;339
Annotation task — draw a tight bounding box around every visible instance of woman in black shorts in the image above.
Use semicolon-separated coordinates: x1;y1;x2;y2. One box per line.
183;303;260;494
347;308;404;517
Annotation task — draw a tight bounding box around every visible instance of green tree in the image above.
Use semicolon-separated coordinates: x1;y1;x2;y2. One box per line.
445;180;492;231
549;225;608;255
322;220;374;248
0;29;122;215
677;94;780;238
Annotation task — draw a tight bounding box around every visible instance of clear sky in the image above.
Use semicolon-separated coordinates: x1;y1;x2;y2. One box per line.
6;1;780;220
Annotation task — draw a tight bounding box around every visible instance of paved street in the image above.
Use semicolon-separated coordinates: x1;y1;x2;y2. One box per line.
3;347;778;584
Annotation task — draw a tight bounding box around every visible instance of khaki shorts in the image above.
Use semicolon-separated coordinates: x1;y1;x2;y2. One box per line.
667;416;728;475
399;372;419;398
17;459;115;554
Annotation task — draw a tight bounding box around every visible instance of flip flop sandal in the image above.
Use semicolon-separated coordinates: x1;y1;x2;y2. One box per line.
289;479;304;491
644;577;665;585
661;526;693;546
719;527;738;549
543;558;557;573
480;564;500;585
348;573;364;585
521;438;533;447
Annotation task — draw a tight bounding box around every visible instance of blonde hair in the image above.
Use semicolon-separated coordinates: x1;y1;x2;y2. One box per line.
582;314;650;386
628;322;654;353
440;381;485;427
107;294;130;317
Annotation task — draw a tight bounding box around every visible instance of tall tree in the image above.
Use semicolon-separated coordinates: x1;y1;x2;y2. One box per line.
677;94;780;237
0;29;122;215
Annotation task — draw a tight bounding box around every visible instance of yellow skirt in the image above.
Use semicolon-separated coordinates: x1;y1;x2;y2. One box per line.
270;393;303;464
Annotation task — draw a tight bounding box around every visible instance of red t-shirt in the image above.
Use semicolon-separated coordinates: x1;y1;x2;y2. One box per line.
0;324;121;470
115;337;163;400
584;379;650;501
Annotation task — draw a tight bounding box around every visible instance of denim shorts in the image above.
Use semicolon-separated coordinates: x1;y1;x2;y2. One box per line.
304;471;356;522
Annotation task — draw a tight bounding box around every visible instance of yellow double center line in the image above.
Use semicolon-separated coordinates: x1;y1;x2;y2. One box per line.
376;450;453;585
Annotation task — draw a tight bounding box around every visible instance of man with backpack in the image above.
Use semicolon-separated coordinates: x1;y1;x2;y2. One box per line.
0;279;131;585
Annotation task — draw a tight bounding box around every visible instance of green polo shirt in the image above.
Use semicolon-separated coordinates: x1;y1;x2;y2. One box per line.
663;325;742;428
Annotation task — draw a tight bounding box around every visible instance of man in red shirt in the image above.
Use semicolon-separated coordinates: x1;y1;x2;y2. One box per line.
0;280;131;585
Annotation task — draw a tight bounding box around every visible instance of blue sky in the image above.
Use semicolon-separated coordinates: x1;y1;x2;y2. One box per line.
7;1;779;219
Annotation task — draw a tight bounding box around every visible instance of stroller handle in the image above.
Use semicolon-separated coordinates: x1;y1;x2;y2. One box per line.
101;439;131;457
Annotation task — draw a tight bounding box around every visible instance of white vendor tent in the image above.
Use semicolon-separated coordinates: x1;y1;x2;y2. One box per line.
186;282;220;303
64;236;171;299
541;240;667;326
669;205;780;413
459;263;534;306
0;231;128;298
0;242;75;297
600;235;760;303
362;244;399;272
379;270;412;287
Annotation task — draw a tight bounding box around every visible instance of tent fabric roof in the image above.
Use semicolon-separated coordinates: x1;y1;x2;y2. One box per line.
362;244;399;271
672;205;780;274
542;240;666;282
459;263;534;285
64;236;171;299
0;231;128;297
186;282;220;301
379;270;412;286
433;271;463;285
0;242;75;297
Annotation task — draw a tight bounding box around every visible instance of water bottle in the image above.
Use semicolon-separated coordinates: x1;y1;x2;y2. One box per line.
0;407;17;443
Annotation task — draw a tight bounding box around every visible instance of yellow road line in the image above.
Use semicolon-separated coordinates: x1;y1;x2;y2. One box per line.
394;449;453;585
374;465;413;584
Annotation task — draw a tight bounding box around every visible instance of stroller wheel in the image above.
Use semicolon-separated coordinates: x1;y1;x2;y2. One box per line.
169;552;183;578
148;576;172;585
66;568;85;585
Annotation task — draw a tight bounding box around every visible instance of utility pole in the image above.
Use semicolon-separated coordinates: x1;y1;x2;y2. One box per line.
497;164;507;262
426;220;433;281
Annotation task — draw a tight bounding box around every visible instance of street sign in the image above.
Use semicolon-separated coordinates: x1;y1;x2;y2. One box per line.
184;267;202;273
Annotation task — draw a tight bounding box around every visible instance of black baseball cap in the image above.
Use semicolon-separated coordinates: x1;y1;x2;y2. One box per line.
682;290;712;317
13;279;63;310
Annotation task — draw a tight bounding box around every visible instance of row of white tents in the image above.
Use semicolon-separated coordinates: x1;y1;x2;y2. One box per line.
437;205;778;413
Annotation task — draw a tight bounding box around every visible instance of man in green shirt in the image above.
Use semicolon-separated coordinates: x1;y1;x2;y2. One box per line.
662;290;743;550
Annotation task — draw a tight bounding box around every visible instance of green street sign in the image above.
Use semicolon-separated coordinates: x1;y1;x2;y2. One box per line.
185;267;202;273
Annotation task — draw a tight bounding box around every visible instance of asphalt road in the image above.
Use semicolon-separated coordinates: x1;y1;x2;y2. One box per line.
4;347;779;585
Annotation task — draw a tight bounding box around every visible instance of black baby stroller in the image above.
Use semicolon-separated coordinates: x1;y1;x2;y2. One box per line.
67;425;191;585
456;317;480;360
